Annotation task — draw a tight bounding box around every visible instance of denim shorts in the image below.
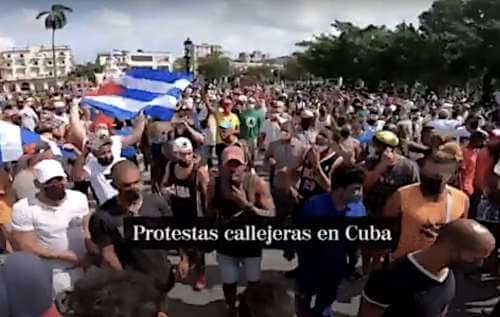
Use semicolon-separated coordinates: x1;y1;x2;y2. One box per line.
216;253;262;284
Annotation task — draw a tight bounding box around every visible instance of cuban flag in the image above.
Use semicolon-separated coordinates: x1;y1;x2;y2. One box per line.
0;121;75;164
83;68;193;121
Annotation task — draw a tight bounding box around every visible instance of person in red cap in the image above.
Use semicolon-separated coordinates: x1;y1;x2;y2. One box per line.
209;145;275;317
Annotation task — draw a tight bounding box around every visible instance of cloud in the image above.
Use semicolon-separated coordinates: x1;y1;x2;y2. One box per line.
0;0;436;63
92;8;132;28
0;36;15;50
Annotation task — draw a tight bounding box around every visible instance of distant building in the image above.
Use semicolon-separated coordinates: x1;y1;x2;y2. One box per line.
96;49;173;72
0;45;75;93
194;43;223;60
231;53;290;72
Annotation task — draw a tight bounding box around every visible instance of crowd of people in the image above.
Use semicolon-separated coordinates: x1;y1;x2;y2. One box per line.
0;81;500;317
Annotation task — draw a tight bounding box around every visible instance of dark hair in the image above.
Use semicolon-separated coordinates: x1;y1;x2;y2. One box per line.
330;165;364;190
71;269;172;317
238;283;294;317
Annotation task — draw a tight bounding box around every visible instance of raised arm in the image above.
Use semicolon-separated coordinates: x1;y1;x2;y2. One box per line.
121;115;146;147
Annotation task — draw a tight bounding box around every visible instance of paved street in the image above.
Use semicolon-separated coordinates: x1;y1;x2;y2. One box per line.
166;250;500;316
134;161;500;316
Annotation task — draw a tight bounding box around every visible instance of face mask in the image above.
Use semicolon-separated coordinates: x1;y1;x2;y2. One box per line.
340;129;350;138
97;156;114;166
178;159;191;168
319;109;326;116
367;119;376;126
44;184;66;202
420;174;444;197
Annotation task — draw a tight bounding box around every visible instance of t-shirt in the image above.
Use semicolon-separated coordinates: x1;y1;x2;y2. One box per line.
364;156;420;215
10;190;89;270
266;138;308;190
89;193;171;273
362;253;455;317
83;156;124;206
297;193;366;295
391;184;468;259
260;119;281;150
474;148;494;193
19;107;38;131
460;147;478;196
239;109;264;141
214;110;240;144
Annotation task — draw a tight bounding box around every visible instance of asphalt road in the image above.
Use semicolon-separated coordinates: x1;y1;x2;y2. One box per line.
166;250;500;317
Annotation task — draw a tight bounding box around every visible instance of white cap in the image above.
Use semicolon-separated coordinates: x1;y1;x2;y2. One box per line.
238;95;247;103
34;159;67;183
173;137;193;153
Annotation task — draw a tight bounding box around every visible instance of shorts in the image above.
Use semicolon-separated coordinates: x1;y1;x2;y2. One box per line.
216;253;262;284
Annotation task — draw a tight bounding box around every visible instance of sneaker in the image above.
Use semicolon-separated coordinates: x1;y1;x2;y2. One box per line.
193;272;206;291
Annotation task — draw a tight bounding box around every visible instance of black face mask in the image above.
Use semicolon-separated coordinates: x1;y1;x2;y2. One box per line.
420;174;444;197
98;156;114;166
178;159;191;168
340;129;350;138
319;109;326;116
45;184;66;202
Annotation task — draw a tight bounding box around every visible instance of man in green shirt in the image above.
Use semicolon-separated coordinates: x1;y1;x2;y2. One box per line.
239;98;264;170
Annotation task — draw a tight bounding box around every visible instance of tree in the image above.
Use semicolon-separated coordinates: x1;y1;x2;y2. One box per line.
71;63;104;82
173;57;187;72
36;4;73;86
196;52;232;80
242;65;275;81
282;56;308;81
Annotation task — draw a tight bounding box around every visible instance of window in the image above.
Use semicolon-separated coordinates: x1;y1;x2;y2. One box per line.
130;55;153;62
34;61;38;66
20;54;24;58
61;60;65;64
48;61;52;65
7;64;10;67
49;72;53;76
7;54;10;58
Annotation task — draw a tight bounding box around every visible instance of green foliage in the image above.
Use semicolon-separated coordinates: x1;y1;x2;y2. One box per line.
282;56;308;81
36;4;72;30
197;52;233;80
173;57;187;72
72;63;104;82
294;0;500;93
36;4;72;84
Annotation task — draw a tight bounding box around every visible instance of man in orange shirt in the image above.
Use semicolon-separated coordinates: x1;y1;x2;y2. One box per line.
383;142;469;260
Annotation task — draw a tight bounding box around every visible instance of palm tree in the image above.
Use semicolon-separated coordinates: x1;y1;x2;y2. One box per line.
36;4;72;86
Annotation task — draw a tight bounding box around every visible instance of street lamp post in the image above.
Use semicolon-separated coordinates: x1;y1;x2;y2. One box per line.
183;37;193;74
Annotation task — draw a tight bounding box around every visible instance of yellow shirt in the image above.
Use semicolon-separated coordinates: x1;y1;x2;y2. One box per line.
0;200;11;225
214;110;240;144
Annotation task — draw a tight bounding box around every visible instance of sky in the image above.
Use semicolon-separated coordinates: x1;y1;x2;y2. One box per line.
0;0;435;64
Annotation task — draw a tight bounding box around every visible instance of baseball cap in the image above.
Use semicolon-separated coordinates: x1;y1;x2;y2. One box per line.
0;252;61;317
434;142;463;162
301;109;314;119
34;159;67;183
173;137;193;153
375;130;399;147
222;145;245;166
